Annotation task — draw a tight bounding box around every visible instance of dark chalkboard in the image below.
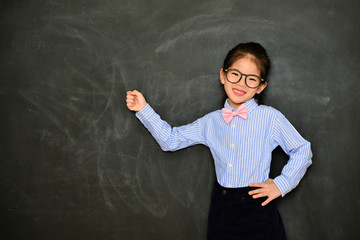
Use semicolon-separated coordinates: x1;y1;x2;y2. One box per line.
1;0;359;239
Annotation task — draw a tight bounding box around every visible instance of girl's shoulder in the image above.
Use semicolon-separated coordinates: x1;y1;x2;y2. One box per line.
204;109;223;119
194;109;223;123
256;104;285;118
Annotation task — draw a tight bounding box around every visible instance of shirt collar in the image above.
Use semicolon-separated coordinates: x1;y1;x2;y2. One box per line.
224;98;258;113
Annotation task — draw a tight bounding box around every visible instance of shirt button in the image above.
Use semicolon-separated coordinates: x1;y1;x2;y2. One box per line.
230;144;235;148
232;124;236;128
228;163;233;167
227;184;232;188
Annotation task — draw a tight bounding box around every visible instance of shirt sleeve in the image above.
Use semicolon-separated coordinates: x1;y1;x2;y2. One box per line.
272;112;313;197
135;104;206;151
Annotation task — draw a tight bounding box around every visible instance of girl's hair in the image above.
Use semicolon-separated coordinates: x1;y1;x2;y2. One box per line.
222;42;271;104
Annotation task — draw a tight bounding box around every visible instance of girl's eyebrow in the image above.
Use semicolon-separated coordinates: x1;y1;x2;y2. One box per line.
230;68;260;77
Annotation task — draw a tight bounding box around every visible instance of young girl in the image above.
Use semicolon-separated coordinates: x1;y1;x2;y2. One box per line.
126;42;312;240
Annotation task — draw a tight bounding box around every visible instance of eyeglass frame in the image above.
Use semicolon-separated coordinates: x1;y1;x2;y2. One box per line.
223;68;265;89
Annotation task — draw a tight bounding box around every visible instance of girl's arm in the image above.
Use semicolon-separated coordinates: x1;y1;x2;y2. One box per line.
270;113;313;197
126;90;206;151
249;112;312;206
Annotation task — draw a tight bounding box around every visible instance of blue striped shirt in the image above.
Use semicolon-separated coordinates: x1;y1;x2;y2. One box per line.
136;98;312;196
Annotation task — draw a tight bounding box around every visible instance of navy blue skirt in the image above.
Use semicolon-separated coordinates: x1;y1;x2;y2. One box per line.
207;181;287;240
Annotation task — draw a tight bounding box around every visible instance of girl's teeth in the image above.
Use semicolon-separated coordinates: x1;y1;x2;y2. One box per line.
234;89;244;94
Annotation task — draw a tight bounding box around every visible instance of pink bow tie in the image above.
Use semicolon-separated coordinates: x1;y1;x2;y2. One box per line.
222;105;248;124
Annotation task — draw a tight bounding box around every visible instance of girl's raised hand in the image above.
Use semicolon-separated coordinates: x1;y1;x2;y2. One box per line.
126;90;147;112
248;178;281;206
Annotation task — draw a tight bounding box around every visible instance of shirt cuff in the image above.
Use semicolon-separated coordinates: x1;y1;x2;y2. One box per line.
273;175;292;197
135;104;155;127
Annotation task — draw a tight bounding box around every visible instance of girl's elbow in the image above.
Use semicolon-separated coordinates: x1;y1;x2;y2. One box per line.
159;143;176;152
160;146;172;152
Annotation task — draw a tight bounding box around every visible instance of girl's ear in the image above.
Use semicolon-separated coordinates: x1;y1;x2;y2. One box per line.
256;81;268;94
220;68;226;85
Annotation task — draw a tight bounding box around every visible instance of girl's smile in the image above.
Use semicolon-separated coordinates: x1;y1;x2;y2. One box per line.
232;88;246;96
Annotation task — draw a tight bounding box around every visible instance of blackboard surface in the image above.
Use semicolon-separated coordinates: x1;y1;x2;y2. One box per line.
1;0;359;239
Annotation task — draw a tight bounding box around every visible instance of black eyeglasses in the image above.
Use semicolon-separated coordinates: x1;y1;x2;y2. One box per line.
224;69;264;88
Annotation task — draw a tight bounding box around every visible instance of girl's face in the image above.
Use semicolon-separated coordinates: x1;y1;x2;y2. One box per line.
220;57;267;109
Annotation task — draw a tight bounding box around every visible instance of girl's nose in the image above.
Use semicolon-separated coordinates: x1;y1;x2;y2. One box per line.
237;76;247;86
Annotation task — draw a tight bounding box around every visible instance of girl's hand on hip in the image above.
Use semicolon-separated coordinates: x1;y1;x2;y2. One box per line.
126;90;147;112
248;178;281;206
